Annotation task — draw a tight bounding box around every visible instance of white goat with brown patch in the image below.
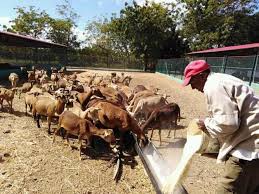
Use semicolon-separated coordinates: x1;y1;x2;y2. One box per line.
8;73;19;88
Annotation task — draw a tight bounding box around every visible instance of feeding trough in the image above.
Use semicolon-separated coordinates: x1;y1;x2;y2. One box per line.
134;136;188;194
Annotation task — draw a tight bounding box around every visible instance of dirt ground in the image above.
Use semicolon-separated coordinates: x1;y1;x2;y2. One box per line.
0;69;224;194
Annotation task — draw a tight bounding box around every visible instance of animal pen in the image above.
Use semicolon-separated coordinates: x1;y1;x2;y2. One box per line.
156;43;259;89
0;31;68;78
0;31;187;193
0;31;143;79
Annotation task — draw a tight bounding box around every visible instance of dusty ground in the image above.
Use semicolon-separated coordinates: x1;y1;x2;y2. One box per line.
0;69;225;194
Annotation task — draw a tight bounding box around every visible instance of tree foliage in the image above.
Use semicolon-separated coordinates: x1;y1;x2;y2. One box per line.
178;0;259;50
11;6;50;38
48;0;80;48
84;18;111;50
102;1;187;68
10;0;80;48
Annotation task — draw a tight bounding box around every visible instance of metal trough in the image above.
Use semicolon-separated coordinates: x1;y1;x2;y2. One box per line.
134;137;188;194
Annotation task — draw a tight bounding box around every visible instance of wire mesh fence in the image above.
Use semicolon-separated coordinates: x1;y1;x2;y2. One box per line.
156;55;259;85
67;52;143;70
0;45;144;79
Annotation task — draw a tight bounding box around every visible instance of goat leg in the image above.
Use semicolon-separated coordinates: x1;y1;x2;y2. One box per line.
25;103;27;116
78;135;83;160
65;133;72;148
47;116;52;134
150;128;154;140
85;136;92;148
159;129;162;146
53;125;61;144
0;99;3;109
36;114;41;128
7;101;12;113
167;128;171;138
10;100;13;113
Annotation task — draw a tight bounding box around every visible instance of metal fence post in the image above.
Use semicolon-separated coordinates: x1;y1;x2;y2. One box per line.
222;55;228;73
166;61;169;75
249;53;259;86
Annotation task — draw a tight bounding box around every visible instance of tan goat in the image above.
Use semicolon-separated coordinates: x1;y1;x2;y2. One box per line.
32;95;66;134
0;88;16;112
18;82;33;99
24;92;41;116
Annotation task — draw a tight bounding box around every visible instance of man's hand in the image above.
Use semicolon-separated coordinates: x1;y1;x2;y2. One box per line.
197;119;205;129
197;119;210;136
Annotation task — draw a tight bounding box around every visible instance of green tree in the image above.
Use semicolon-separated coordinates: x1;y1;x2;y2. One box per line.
105;1;186;70
48;0;80;48
178;0;259;50
48;18;79;48
84;18;111;49
11;6;50;38
247;12;259;43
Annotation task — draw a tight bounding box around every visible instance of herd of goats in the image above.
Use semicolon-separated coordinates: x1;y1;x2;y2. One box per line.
0;67;181;160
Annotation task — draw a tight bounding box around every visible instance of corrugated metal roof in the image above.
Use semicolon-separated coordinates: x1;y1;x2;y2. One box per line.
0;31;67;48
188;43;259;55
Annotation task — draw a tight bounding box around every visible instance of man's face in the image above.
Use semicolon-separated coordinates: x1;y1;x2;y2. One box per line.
189;74;206;92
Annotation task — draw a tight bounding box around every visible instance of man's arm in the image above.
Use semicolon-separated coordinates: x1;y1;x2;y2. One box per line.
203;83;240;138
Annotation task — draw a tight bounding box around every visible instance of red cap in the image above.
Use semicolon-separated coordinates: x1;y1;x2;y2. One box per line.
182;60;210;86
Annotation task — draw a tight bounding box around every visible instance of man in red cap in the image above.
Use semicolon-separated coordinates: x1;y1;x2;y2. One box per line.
182;60;259;194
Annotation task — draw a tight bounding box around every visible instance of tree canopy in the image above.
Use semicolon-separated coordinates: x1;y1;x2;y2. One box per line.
11;6;50;38
178;0;259;50
10;0;80;48
102;1;188;68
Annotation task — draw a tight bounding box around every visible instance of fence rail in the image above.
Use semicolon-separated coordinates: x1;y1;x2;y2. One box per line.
156;55;259;86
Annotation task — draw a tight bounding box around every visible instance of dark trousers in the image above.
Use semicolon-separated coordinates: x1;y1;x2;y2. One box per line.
216;156;259;194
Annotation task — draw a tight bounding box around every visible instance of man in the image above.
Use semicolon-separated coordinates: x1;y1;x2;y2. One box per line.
182;60;259;194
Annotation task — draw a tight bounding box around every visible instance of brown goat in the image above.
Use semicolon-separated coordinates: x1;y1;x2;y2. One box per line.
27;71;35;83
53;111;116;160
75;88;104;110
141;103;181;145
85;101;147;147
